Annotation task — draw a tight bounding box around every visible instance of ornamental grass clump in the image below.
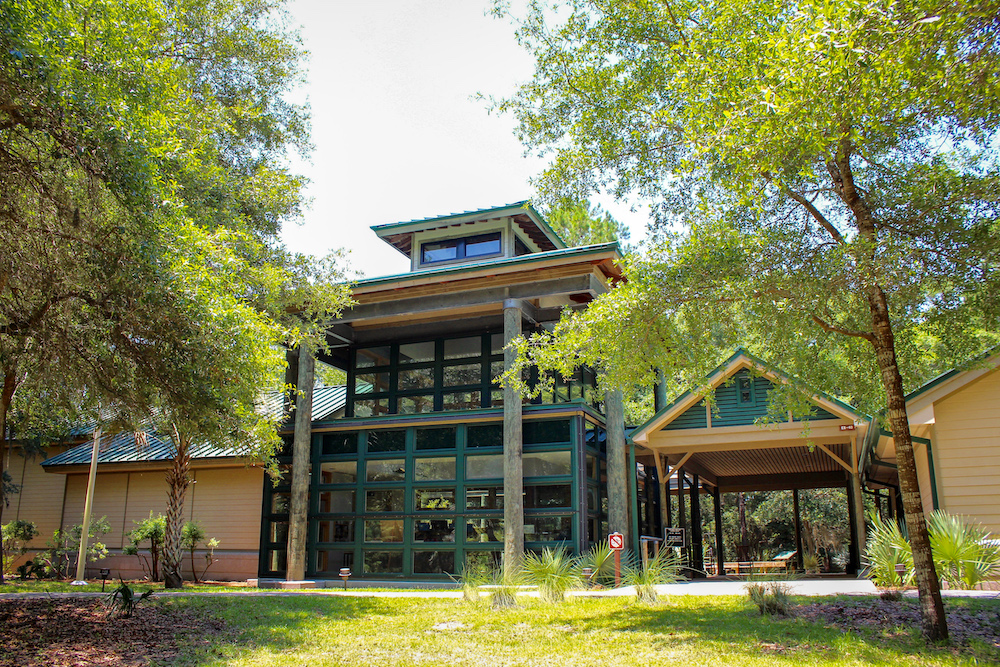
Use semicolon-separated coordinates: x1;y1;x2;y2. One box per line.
487;560;527;609
454;560;491;603
522;547;580;603
746;579;793;616
622;549;683;604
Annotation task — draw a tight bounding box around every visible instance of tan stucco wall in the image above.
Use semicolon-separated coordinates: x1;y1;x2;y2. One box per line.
931;367;1000;536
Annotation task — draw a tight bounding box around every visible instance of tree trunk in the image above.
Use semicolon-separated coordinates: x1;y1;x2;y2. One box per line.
865;281;948;640
831;137;948;641
162;424;191;589
0;370;17;586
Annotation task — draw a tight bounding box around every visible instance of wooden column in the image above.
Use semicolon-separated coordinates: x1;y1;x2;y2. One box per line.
851;436;867;556
712;486;724;576
845;481;860;575
502;299;524;570
677;469;687;564
793;489;804;572
286;344;314;581
654;454;670;533
605;387;629;548
690;473;704;576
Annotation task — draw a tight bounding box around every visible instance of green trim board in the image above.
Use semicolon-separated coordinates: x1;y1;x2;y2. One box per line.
902;344;1000;404
348;242;621;291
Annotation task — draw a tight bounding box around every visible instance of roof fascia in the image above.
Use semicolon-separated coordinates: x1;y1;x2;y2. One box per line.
904;350;1000;418
631;349;865;444
350;243;621;292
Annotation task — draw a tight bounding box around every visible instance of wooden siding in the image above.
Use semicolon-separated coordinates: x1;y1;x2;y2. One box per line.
59;466;264;551
930;368;1000;535
187;467;263;550
8;447;68;548
664;399;708;430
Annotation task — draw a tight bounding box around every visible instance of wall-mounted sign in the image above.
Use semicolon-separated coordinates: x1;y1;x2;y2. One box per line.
839;425;856;431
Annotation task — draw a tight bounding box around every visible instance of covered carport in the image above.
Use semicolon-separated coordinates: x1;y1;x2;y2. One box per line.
630;351;871;576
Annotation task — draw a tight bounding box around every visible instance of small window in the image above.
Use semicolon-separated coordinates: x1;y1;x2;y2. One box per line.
738;376;754;404
514;235;531;256
421;232;502;265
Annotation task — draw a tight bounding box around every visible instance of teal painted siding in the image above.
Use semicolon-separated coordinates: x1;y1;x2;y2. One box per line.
711;369;773;427
796;405;840;421
664;399;708;430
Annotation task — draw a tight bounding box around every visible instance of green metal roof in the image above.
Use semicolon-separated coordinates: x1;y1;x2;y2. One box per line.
351;242;622;290
630;348;866;440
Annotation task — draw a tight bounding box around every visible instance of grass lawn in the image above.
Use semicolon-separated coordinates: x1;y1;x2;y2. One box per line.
158;594;1000;667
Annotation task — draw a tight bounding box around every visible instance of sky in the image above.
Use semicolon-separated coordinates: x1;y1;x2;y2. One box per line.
280;0;650;278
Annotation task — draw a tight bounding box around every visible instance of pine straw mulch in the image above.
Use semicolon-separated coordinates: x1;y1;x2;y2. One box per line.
0;596;226;667
796;598;1000;649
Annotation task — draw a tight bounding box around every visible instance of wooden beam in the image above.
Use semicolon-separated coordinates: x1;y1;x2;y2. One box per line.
717;470;847;493
816;443;854;473
664;452;693;480
340;274;604;323
653;454;670;533
647;433;853;454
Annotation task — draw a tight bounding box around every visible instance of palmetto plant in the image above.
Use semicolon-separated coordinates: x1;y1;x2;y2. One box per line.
522;547;580;603
926;511;1000;590
864;510;914;588
578;542;614;588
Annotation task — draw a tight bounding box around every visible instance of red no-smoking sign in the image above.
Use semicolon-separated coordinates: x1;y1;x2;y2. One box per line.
608;532;624;551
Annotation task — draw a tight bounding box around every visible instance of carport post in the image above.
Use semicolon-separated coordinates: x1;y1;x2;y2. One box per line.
690;474;704;576
712;486;724;576
793;489;804;572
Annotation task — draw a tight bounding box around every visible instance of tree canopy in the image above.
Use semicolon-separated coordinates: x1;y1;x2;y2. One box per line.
544;198;630;247
0;0;352;576
498;0;999;638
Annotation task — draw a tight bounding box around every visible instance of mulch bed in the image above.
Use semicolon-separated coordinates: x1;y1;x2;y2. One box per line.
797;598;1000;648
0;597;226;667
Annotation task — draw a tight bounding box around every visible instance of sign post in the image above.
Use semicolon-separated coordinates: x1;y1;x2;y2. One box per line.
608;532;624;587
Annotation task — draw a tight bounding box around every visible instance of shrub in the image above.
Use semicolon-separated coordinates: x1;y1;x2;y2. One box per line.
181;521;220;583
34;516;111;579
453;558;491;603
579;542;614;588
124;512;165;581
522;547;580;603
2;520;39;575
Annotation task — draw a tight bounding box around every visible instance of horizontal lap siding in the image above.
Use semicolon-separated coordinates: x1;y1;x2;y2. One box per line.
188;467;264;551
711;371;772;428
10;448;67;548
63;472;131;548
933;368;1000;536
664;399;708;430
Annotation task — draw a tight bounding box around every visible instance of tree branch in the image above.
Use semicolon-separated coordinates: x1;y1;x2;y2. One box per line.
811;313;874;341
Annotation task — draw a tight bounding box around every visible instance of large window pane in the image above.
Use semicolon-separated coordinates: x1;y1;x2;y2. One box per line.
398;367;434;390
366;459;405;482
525;484;572;508
356;346;390;369
524;419;571;445
271;492;290;514
414;457;456;481
268;521;288;544
364;550;403;574
441;391;480;411
524;515;572;542
367;430;406;453
399;341;435;364
523;451;572;477
365;520;404;543
413;551;455;575
366;489;404;512
421;239;459;264
443;363;480;386
466;486;503;510
465;232;501;258
468;423;502;448
316;549;353;573
414;518;455;543
320;461;357;484
318;490;355;513
444;337;481;360
322;433;357;456
268;549;286;572
397;394;434;414
356;372;390;394
353;398;388;417
466;518;504;543
466;454;504;479
415;427;456;450
317;520;355;543
415;489;456;511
